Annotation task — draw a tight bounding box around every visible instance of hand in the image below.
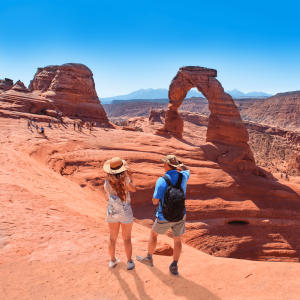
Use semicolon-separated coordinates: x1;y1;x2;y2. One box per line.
179;164;190;172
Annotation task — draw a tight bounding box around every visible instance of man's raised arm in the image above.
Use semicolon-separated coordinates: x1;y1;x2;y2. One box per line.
180;164;190;172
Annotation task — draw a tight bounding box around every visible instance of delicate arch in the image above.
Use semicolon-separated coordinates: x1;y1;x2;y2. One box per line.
158;66;248;144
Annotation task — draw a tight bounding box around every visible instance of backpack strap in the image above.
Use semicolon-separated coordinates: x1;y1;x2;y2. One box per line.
175;173;183;188
162;175;173;187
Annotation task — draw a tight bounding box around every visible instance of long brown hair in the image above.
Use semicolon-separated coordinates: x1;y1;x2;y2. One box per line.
107;171;128;202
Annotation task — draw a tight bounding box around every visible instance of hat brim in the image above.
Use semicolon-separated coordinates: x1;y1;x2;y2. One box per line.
161;158;183;167
103;159;128;174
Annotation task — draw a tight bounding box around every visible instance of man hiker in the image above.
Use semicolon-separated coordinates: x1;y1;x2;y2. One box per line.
136;155;190;275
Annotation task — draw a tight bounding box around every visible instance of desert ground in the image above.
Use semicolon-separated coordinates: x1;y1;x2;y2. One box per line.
1;117;300;300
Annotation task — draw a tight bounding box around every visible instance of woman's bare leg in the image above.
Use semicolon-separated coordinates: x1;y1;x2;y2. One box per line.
108;222;121;261
121;222;133;262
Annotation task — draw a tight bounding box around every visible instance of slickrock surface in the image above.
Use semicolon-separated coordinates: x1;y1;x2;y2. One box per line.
29;63;109;124
1;115;300;299
1;101;300;299
241;91;300;130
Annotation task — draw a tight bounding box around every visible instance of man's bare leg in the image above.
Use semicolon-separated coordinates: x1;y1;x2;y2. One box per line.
136;229;158;266
169;236;182;275
148;230;158;255
173;236;182;261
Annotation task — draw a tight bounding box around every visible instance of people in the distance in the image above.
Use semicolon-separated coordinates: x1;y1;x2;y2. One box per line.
103;157;137;270
136;155;190;275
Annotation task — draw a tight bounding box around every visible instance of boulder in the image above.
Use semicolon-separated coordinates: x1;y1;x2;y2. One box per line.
153;242;174;256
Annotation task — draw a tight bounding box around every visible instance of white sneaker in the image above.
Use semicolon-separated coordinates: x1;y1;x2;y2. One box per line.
109;257;120;268
127;259;135;270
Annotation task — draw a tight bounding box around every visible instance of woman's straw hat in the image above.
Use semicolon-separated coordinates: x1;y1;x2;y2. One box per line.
103;157;127;174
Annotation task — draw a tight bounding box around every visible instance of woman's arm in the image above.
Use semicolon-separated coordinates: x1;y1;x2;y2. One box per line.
127;178;137;192
125;167;137;192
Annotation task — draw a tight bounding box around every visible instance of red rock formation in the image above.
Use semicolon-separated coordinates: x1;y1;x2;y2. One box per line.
159;66;248;143
11;80;30;92
0;78;13;92
149;108;166;122
29;63;109;124
156;67;256;173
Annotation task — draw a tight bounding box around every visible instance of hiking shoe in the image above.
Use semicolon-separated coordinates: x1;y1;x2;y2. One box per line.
127;259;135;270
109;257;120;268
169;263;179;275
135;255;154;267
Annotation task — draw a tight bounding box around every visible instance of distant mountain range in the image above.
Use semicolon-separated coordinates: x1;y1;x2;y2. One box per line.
100;88;203;104
226;89;273;98
100;88;272;104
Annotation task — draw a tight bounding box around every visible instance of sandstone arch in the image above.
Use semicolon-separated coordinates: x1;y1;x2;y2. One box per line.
158;66;248;144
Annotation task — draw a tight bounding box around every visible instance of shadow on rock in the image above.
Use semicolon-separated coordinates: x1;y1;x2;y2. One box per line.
149;266;221;300
110;263;152;300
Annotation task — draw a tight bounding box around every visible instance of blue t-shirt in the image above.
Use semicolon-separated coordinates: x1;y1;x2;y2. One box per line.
153;170;190;221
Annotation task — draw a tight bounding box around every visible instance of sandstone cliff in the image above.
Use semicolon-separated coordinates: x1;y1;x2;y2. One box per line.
241;91;300;130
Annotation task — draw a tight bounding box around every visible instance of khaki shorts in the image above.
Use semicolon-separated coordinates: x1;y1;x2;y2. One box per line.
152;215;186;237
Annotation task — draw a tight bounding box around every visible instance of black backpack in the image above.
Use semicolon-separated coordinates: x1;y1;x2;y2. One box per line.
160;173;185;222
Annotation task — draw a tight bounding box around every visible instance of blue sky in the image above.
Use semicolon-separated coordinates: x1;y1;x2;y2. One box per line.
1;0;299;97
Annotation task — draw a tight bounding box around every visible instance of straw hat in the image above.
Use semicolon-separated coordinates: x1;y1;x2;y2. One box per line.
103;157;127;174
161;155;183;167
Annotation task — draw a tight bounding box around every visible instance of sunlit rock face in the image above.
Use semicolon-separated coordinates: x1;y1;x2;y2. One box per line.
29;63;109;124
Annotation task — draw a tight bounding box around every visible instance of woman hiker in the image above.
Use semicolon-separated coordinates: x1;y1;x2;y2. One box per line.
103;157;137;270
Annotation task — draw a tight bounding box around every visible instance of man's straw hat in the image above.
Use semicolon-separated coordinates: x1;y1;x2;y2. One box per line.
103;157;127;174
161;155;183;168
